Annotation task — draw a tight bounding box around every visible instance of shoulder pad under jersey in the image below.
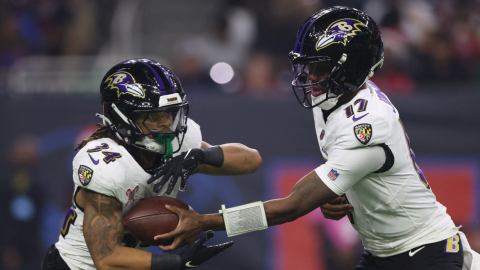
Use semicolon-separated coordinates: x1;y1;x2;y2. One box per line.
175;118;202;156
332;86;396;150
72;138;131;198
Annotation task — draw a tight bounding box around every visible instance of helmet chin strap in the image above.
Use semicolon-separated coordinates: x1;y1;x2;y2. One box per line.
360;56;384;87
96;113;124;141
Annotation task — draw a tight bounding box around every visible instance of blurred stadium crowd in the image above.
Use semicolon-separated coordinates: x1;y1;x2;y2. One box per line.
1;0;480;98
0;0;479;269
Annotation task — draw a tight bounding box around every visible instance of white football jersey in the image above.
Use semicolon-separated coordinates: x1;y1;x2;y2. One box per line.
313;81;458;257
55;118;202;270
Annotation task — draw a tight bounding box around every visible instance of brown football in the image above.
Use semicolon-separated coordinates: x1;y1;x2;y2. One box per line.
123;196;189;246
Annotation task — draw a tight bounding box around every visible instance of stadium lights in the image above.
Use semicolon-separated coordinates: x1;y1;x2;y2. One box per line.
210;62;234;84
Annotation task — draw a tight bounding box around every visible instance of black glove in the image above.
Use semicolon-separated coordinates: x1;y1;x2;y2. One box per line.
179;231;233;269
147;149;204;194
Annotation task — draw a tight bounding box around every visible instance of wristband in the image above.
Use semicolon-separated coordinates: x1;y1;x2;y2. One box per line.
151;254;181;270
201;146;224;168
219;201;268;237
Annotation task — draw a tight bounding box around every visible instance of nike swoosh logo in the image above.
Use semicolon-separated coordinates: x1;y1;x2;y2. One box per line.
352;113;369;122
185;261;198;268
409;246;425;257
88;153;99;165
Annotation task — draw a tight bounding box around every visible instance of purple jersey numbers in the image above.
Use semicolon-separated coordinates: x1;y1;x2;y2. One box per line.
102;151;122;164
344;98;369;119
344;105;354;118
87;144;122;164
354;99;368;112
87;143;109;152
61;205;77;238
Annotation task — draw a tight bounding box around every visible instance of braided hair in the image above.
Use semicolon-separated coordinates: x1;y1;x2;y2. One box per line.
75;123;115;151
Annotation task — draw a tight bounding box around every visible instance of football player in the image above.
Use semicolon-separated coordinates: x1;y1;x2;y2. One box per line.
41;59;262;270
151;7;480;270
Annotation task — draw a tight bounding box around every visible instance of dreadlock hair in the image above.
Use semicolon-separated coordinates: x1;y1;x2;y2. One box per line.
75;123;119;151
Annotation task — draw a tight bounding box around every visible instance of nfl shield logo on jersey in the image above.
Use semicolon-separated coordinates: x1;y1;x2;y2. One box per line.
78;165;93;186
354;123;372;145
328;169;339;181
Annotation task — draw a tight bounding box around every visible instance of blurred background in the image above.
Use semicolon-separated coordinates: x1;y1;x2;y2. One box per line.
0;0;479;269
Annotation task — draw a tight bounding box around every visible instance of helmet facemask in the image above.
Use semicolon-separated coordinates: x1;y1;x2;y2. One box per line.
290;53;348;110
130;104;189;159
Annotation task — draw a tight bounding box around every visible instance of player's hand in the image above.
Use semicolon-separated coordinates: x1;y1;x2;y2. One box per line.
147;149;204;194
178;230;233;269
320;197;354;220
155;204;205;251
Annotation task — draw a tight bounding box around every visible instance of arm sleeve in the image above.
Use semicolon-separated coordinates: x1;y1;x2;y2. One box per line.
314;146;386;195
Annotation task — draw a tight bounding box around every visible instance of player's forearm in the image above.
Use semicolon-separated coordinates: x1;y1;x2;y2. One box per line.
258;171;337;226
198;143;262;175
94;246;152;270
199;213;226;231
220;143;262;174
263;197;306;226
198;197;306;231
96;246;182;270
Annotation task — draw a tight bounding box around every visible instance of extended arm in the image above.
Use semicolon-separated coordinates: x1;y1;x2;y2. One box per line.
264;170;338;225
156;170;338;251
195;141;262;175
148;141;262;194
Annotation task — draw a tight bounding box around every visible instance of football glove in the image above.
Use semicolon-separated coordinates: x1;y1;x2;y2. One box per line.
147;149;204;194
179;231;233;269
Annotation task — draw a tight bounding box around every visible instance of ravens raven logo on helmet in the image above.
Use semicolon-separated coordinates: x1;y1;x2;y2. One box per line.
104;71;145;98
315;19;367;51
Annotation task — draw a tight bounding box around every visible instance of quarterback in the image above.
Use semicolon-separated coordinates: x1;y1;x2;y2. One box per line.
152;7;480;270
41;59;262;270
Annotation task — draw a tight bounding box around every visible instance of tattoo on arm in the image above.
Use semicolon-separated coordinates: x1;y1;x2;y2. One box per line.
83;189;123;263
297;175;320;204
